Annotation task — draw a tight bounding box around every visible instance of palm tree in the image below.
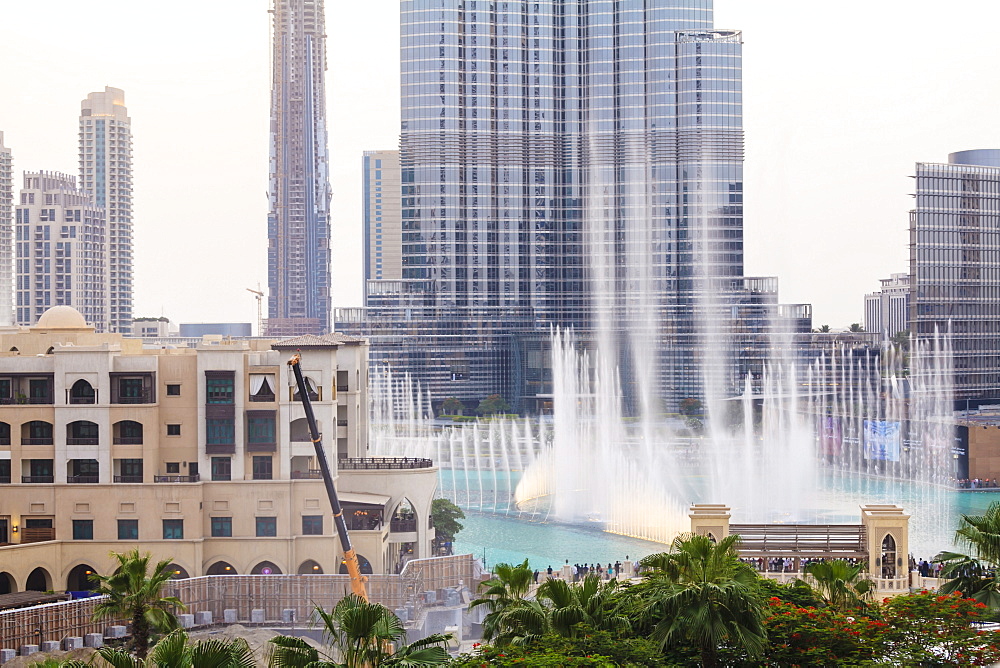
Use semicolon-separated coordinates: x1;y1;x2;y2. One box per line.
535;574;630;638
936;502;1000;608
91;549;185;659
267;595;451;668
803;559;874;611
638;533;766;668
818;324;832;333
469;559;539;644
97;628;255;668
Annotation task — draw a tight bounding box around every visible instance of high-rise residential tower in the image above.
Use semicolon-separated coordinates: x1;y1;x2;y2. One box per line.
266;0;332;337
362;150;402;304
79;87;132;334
15;172;108;330
911;149;1000;403
864;273;909;338
339;0;783;410
0;132;12;326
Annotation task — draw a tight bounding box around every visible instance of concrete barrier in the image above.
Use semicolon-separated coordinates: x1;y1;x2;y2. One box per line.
0;649;17;664
223;609;238;624
19;646;38;656
250;609;265;623
84;633;103;648
63;637;83;650
195;611;213;625
39;641;59;653
106;625;127;638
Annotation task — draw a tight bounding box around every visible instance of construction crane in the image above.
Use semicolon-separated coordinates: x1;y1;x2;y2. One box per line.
247;285;264;336
288;353;368;600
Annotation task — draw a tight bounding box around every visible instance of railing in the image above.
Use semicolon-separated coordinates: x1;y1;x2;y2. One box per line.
391;518;418;532
21;438;53;445
337;385;349;392
154;475;199;483
0;437;9;446
249;393;276;403
337;420;349;427
338;457;434;470
113;436;143;445
252;473;273;480
345;516;384;531
20;527;55;543
67;437;99;445
28;395;53;405
68;395;96;405
114;475;143;483
114;392;152;405
21;476;54;483
67;475;99;484
0;476;10;484
291;470;322;479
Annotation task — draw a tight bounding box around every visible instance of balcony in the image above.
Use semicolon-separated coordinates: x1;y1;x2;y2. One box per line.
114;392;152;405
21;476;54;483
114;475;143;483
21;438;53;445
21;527;55;543
113;437;143;445
67;475;99;484
0;476;10;484
154;475;199;483
67;438;99;446
0;437;9;446
337;385;349;393
291;470;322;479
337;420;349;427
28;395;53;405
249;392;276;403
337;457;434;470
390;517;418;533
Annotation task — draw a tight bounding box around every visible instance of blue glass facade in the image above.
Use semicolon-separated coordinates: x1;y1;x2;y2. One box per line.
340;1;772;410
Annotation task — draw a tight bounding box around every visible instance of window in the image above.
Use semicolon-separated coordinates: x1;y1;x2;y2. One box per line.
73;519;94;540
247;413;276;446
166;424;181;436
120;459;143;478
162;519;183;540
302;515;323;535
211;457;231;481
211;517;232;537
118;377;145;401
252;456;272;480
206;419;234;446
256;517;277;537
117;519;138;540
166;462;180;474
206;374;234;404
166;384;181;396
0;460;10;483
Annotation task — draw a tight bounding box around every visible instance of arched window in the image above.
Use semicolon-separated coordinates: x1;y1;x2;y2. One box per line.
113;420;144;445
0;572;14;595
69;379;96;404
292;376;319;402
206;561;237;575
390;498;417;532
881;534;897;578
22;421;53;445
67;564;99;591
166;563;190;579
67;420;99;445
25;567;51;592
339;554;373;575
298;560;323;575
251;561;282;575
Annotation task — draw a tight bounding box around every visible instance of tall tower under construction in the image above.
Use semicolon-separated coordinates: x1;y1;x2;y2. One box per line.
266;0;332;336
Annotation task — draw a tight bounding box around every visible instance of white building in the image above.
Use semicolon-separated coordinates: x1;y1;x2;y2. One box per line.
15;172;108;331
362;150;402;301
864;273;909;337
0;132;12;326
79;88;133;334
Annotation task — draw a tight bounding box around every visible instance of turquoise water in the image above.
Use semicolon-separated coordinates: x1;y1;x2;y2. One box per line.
445;470;1000;568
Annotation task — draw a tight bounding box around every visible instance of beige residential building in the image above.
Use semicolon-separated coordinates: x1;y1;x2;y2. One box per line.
0;306;437;594
0;132;11;326
362;150;401;304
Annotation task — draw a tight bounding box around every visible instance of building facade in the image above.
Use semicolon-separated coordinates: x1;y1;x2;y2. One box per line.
363;150;402;300
0;306;437;594
910;150;1000;402
864;273;909;338
266;0;332;337
0;132;12;327
79;88;133;334
339;1;805;411
15;172;108;331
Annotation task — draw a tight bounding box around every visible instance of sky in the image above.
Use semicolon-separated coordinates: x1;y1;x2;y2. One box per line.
1;1;999;331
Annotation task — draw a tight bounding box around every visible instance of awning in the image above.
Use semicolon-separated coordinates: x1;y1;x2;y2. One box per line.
339;492;390;507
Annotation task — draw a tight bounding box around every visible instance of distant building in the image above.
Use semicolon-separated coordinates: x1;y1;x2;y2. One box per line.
132;317;173;338
0;132;12;326
362;150;401;303
911;150;1000;402
266;0;332;337
80;88;133;335
864;273;909;337
179;323;253;338
15;172;108;331
0;305;437;592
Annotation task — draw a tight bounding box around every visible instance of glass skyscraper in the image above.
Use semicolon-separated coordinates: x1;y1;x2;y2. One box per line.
267;0;332;337
340;0;789;410
911;150;1000;402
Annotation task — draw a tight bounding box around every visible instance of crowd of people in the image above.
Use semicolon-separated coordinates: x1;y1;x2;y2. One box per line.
534;558;643;583
739;556;865;574
955;478;1000;489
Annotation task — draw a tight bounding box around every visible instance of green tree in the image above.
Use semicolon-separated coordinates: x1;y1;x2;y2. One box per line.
817;324;831;333
678;397;702;417
91;549;186;659
849;323;864;332
803;559;874;612
637;534;767;668
96;628;255;668
267;596;450;668
936;501;1000;607
476;394;512;416
535;575;631;638
440;396;464;415
470;559;545;645
430;498;465;543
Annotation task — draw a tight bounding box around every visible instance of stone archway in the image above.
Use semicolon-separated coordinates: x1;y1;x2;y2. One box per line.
25;567;52;592
167;563;190;579
339;554;373;575
251;561;282;575
881;533;897;578
206;561;237;575
297;560;323;574
0;572;15;594
67;564;99;591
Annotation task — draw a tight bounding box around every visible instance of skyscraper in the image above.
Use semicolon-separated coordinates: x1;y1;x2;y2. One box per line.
0;132;12;326
15;172;108;330
339;0;773;409
79;87;132;334
911;149;1000;402
266;0;332;337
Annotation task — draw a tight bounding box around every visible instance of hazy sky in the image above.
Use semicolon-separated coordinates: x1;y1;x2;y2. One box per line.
1;1;998;331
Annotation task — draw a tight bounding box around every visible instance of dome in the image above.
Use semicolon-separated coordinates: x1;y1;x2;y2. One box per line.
34;306;90;330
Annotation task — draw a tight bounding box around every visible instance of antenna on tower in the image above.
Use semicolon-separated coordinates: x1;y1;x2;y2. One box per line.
247;284;264;336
